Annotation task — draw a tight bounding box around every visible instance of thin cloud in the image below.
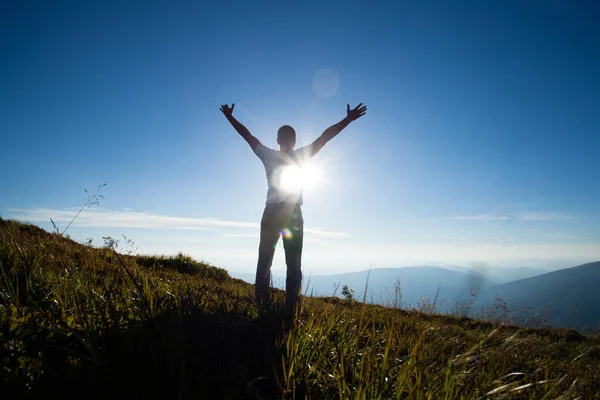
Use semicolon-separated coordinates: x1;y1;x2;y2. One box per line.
6;208;258;230
219;233;258;238
450;212;576;222
450;214;511;221
521;213;576;221
5;208;351;238
304;227;351;238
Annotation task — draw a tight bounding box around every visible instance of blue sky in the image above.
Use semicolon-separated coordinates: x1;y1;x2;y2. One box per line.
2;1;599;274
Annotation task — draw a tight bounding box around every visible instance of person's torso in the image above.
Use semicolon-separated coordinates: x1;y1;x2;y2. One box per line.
254;144;308;205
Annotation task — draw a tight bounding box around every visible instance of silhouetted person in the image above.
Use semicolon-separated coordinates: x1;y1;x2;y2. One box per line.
220;102;367;323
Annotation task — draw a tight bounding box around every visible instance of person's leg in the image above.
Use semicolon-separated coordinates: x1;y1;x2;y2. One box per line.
282;204;304;319
255;204;282;306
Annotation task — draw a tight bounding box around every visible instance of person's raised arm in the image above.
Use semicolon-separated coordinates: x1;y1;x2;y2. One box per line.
220;103;260;151
304;103;367;158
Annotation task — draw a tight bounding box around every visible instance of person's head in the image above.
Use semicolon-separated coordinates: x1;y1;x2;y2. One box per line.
277;125;296;152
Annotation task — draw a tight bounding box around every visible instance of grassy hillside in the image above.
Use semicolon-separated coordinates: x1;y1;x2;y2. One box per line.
1;218;599;399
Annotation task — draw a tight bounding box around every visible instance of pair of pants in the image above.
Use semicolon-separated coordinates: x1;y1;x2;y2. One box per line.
255;202;303;315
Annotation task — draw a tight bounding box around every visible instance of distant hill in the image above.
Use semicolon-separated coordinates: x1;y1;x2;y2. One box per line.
442;265;549;283
473;261;600;331
230;266;499;309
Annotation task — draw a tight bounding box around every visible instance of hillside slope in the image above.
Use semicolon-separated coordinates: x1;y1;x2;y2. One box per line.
474;262;600;331
2;218;600;399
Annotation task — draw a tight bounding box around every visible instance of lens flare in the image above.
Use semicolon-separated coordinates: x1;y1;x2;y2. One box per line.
278;165;322;193
281;228;292;239
279;166;304;193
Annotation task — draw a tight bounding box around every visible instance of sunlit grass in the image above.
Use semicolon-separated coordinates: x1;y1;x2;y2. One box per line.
1;218;599;399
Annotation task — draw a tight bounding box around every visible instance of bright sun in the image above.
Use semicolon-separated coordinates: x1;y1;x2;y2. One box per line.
279;164;322;193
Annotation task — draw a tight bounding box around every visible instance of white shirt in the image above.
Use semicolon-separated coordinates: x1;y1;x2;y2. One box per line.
253;143;311;205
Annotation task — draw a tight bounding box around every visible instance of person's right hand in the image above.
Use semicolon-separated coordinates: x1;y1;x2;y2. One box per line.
220;103;235;117
346;103;367;121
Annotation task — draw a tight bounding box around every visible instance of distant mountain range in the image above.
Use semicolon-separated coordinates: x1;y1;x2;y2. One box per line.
228;262;600;332
300;266;496;307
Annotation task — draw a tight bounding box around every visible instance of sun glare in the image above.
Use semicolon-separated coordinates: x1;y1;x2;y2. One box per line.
279;164;322;193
